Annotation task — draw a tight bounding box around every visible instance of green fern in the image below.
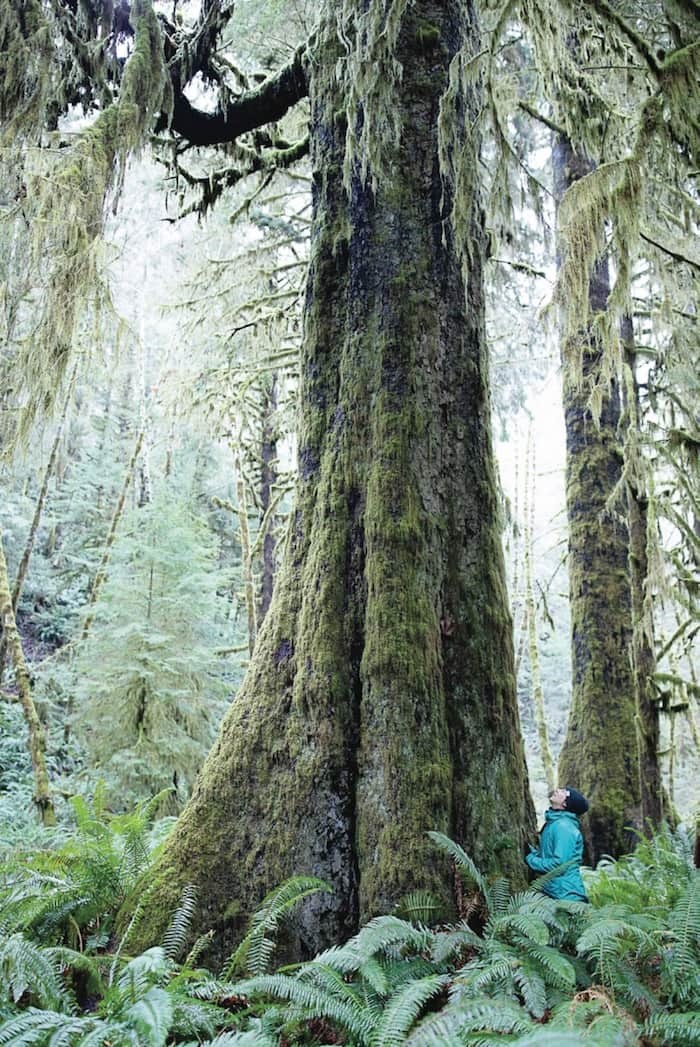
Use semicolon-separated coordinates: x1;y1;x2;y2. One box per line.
217;972;374;1041
395;891;446;926
427;832;489;898
223;876;331;978
666;872;700;988
162;884;198;961
643;1009;700;1044
405;994;535;1045
0;933;72;1011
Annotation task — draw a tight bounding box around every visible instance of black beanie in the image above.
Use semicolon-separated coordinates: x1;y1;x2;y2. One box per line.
564;787;589;815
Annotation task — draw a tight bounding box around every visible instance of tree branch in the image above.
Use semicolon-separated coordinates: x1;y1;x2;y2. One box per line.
518;100;566;137
169;44;309;146
640;227;700;271
583;0;661;76
172;136;309;219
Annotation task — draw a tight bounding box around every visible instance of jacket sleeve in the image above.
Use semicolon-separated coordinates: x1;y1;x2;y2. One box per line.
525;825;575;873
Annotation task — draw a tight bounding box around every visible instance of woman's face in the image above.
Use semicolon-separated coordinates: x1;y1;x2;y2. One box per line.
549;787;568;810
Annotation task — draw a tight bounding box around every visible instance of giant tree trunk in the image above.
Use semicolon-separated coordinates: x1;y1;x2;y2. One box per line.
136;0;533;961
554;136;660;860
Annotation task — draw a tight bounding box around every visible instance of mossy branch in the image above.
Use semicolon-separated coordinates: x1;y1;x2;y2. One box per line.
168;42;310;146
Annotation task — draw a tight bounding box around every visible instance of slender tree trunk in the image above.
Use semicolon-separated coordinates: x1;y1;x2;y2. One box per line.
0;526;56;825
0;368;76;681
523;432;555;793
164;399;179;480
132;0;533;961
258;374;279;624
622;323;663;824
82;429;144;640
62;429;144;743
554;136;653;860
234;454;257;656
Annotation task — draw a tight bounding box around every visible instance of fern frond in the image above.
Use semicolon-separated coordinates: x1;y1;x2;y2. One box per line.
487;912;550;945
643;1010;700;1045
220;973;372;1040
454;954;516;996
512;958;547;1018
427;832;488;898
163;884;198;961
122;984;174;1045
405;994;534;1045
197;1028;277;1045
0;933;72;1011
524;944;576;991
431;922;481;965
487;877;511;917
359;956;390;996
395;891;446;926
576;915;650;958
169;998;224;1039
507;1031;596;1046
224;876;331;977
667;872;700;981
370;973;449;1045
183;930;215;971
116;946;170;1003
0;1009;100;1045
352;916;433;963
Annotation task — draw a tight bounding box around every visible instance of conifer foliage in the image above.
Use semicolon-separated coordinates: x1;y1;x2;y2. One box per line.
72;490;228;808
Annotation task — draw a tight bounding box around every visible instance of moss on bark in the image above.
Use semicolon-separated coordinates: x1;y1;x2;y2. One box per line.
127;0;533;962
554;136;660;861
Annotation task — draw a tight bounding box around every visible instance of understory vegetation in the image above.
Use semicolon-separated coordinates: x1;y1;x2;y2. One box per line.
0;797;698;1046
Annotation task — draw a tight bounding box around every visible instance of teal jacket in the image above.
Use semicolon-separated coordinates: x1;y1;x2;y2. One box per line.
525;809;588;901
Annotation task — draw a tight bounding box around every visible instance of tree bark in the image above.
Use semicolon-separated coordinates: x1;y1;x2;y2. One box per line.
0;526;56;826
0;367;76;681
234;454;257;657
554;136;659;860
621;323;663;826
133;0;533;961
257;375;279;625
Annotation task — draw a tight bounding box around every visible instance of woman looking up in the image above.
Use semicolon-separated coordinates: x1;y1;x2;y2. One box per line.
526;786;590;902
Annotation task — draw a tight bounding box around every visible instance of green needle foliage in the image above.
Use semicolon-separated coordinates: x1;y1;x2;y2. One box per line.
71;489;229;810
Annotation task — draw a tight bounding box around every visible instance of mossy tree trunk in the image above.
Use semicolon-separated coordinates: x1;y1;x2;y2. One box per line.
622;324;663;827
135;0;533;961
258;374;278;625
554;136;661;861
0;526;55;826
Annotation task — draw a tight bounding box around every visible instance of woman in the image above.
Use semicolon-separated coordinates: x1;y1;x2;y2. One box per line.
526;786;589;901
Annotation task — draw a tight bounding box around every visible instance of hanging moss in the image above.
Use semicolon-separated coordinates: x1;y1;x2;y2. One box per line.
4;1;168;447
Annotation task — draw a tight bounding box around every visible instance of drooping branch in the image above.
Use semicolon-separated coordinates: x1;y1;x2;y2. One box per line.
581;0;661;76
174;137;309;219
168;43;310;146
